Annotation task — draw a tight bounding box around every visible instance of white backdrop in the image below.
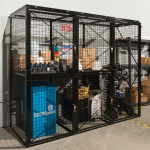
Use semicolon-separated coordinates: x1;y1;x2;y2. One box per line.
0;0;150;127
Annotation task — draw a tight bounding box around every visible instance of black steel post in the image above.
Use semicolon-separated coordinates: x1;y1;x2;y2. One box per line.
83;24;85;48
109;22;115;102
128;38;131;104
25;6;31;147
148;43;150;75
73;15;79;133
138;23;141;116
10;17;12;128
50;21;54;60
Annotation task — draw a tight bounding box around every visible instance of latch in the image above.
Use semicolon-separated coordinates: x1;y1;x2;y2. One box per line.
111;47;113;53
111;99;113;104
74;105;76;113
74;47;76;53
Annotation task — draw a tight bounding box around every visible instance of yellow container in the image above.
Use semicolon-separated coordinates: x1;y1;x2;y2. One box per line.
63;86;89;100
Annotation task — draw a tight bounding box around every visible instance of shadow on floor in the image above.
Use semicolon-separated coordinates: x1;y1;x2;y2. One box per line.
0;127;25;149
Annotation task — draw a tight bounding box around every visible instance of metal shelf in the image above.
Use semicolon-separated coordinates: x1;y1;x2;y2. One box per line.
117;39;150;44
120;64;150;69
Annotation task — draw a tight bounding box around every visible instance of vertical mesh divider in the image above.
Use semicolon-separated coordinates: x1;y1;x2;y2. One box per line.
77;73;109;131
78;18;110;71
10;7;26;143
115;25;140;118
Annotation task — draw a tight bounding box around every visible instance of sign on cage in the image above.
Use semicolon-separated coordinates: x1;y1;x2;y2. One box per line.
62;24;71;32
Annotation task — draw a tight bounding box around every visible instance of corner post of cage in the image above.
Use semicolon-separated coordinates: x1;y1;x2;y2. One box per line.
25;6;31;146
128;38;131;104
73;15;79;133
10;17;12;128
50;20;54;60
148;43;150;76
138;23;141;116
83;23;85;48
109;21;115;102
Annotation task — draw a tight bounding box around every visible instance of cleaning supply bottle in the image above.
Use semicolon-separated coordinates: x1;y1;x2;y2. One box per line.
43;62;47;72
54;44;59;61
35;62;38;72
39;62;42;72
47;62;51;72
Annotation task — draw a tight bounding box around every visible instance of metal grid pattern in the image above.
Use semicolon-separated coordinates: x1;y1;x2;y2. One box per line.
10;7;26;144
9;5;141;147
27;78;73;143
78;20;110;70
115;25;139;116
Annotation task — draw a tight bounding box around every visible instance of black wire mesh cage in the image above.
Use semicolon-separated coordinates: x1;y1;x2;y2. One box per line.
9;5;141;147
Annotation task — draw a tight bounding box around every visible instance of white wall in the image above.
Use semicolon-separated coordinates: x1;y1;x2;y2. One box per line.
0;0;150;35
0;0;149;127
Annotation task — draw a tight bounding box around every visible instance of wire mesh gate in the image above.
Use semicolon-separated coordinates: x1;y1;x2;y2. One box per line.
9;5;141;147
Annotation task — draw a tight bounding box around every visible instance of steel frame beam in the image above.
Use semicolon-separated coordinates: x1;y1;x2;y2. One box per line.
72;15;79;134
128;38;131;104
25;6;31;147
138;23;141;116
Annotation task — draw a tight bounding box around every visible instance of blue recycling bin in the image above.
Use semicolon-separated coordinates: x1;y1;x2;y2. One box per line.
23;82;56;139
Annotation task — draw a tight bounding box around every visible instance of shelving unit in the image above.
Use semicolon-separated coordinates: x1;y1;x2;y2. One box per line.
5;5;141;147
117;39;150;106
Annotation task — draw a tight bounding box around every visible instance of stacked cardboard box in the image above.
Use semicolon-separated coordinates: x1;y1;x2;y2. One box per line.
125;87;138;104
141;57;150;65
59;58;94;70
39;50;51;63
141;93;148;102
79;48;96;69
141;76;150;99
125;86;148;104
13;54;34;72
79;48;96;60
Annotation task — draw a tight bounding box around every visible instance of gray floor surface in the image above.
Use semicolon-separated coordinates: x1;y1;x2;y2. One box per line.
0;106;150;150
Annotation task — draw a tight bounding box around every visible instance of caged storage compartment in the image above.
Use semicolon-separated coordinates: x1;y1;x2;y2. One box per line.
6;5;141;147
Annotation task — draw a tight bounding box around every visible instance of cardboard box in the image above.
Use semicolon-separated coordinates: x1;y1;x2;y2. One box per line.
142;78;150;99
141;93;148;102
13;66;25;72
79;48;96;60
79;58;94;70
13;54;34;64
147;57;150;65
143;86;150;99
13;54;34;72
39;50;51;58
59;59;72;71
141;57;148;65
125;87;138;104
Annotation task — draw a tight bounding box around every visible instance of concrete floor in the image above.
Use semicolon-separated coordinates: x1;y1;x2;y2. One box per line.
0;106;150;150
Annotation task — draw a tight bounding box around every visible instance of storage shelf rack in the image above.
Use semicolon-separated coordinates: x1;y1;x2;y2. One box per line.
117;39;150;106
6;5;141;147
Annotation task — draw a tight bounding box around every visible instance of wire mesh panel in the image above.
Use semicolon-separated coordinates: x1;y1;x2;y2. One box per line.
78;19;110;71
24;77;74;143
77;73;109;131
10;6;26;143
29;11;73;74
115;25;140;118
